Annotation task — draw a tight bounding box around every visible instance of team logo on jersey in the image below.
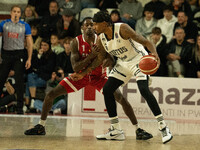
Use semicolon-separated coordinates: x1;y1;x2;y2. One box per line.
115;33;118;38
102;37;106;41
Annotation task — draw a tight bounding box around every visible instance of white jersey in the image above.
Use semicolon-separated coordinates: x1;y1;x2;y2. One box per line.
99;23;148;62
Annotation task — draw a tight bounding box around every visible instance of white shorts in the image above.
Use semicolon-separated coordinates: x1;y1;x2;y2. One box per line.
109;54;149;86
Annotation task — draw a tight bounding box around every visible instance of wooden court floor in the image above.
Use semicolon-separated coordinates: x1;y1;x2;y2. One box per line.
0;114;199;150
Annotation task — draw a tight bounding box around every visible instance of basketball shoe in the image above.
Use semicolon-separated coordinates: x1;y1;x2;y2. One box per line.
96;125;125;140
136;128;153;140
160;126;173;144
24;124;46;135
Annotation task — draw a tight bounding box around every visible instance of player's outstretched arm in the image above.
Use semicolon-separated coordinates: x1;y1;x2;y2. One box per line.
120;24;160;65
70;38;98;73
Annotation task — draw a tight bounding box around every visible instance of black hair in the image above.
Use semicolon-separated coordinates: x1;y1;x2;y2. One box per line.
81;17;93;26
49;0;59;7
40;38;53;58
178;10;188;17
110;9;121;20
143;5;154;13
93;11;112;24
163;5;173;12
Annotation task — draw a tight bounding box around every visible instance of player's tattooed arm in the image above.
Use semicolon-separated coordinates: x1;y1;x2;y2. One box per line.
120;23;160;64
80;37;107;75
70;38;107;81
102;53;115;69
70;38;97;73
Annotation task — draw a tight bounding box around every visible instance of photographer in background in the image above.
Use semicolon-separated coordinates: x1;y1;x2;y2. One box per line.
34;67;67;114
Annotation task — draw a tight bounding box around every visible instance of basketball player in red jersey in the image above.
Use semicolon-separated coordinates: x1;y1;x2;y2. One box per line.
24;17;152;140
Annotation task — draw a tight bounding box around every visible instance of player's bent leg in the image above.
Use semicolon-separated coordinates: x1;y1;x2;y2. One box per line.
24;84;67;135
114;89;153;140
137;80;172;143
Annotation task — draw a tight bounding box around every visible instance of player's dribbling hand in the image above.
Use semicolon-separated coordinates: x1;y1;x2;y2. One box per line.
149;53;160;67
70;73;84;81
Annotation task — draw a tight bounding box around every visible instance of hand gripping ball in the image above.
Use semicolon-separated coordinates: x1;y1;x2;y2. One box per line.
139;55;159;75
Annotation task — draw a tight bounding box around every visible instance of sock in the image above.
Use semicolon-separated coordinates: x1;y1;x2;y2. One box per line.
30;99;35;108
39;119;46;126
155;114;166;130
110;116;121;130
135;124;140;131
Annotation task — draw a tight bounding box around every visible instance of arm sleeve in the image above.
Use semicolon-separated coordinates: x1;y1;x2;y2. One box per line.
25;23;31;35
0;21;4;33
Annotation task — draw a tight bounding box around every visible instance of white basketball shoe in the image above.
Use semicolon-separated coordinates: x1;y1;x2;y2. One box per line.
160;126;173;144
96;126;125;141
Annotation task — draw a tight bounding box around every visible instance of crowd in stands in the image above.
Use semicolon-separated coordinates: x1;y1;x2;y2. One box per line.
0;0;200;114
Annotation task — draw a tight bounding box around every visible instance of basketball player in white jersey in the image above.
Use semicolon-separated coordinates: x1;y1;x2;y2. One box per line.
71;11;173;144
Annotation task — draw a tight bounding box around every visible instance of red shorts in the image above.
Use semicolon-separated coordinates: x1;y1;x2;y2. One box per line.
59;74;108;93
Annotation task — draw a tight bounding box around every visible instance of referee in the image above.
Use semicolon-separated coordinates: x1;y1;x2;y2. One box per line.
0;5;33;114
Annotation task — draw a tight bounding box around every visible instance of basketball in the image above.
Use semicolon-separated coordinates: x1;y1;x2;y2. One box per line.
139;55;159;75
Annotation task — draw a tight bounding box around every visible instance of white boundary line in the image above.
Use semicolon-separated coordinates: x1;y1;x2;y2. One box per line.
0;114;176;123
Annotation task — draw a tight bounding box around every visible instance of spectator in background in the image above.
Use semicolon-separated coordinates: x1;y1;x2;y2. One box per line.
157;5;177;43
0;5;33;114
21;5;39;24
31;24;42;51
150;27;168;76
39;0;61;39
28;0;52;18
135;5;157;40
34;67;67;115
173;11;198;44
188;0;198;11
119;0;143;29
58;0;81;15
51;34;64;55
185;34;200;78
56;37;74;75
25;39;56;110
144;0;166;20
57;9;81;41
166;27;192;77
110;10;123;23
81;0;97;9
169;0;192;19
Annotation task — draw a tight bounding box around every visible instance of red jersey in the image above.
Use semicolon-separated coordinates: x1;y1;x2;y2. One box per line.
59;34;108;93
76;34;106;76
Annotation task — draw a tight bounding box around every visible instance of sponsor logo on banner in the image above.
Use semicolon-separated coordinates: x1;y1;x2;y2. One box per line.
68;77;200;120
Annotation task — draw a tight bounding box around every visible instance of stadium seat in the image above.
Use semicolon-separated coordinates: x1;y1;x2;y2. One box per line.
79;8;100;22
